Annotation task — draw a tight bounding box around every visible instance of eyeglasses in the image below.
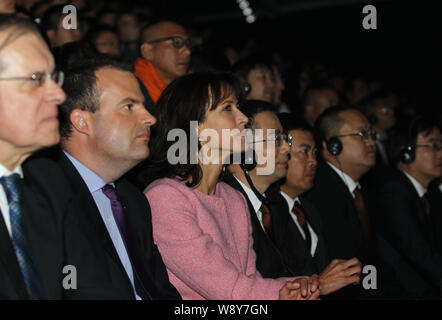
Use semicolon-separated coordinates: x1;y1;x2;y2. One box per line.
148;35;193;49
336;129;377;141
291;145;319;159
415;143;442;152
0;70;64;87
254;132;293;147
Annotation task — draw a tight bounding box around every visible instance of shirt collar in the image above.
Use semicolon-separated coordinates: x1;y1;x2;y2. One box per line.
0;163;24;179
234;176;262;214
64;151;109;193
280;190;301;212
401;170;427;198
327;161;360;197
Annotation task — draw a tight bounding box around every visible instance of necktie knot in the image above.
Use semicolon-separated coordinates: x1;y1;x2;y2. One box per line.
102;184;119;202
0;173;22;204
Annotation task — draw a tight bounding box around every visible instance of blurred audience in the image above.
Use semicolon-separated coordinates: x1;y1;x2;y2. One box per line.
41;4;82;47
302;83;339;126
368;117;442;299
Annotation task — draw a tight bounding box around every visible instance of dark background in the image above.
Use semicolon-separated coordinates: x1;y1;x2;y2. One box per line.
111;0;441;117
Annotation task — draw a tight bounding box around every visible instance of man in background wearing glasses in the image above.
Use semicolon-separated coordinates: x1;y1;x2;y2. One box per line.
0;14;67;299
369;117;442;299
305;105;378;299
135;20;191;105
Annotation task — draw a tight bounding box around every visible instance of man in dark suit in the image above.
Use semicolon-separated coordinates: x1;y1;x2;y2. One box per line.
225;100;294;280
369;117;442;299
305;105;378;298
277;114;361;293
0;15;68;299
227;100;360;297
55;56;180;299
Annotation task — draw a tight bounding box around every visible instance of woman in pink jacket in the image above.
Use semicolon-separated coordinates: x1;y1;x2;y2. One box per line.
144;72;320;300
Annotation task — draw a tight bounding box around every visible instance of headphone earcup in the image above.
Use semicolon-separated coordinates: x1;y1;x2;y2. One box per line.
240;150;257;171
326;136;343;156
400;145;415;164
243;81;251;95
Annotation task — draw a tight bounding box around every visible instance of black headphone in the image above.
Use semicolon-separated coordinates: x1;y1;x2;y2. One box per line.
231;150;268;204
326;136;343;156
398;117;421;164
242;81;251;95
399;144;415;164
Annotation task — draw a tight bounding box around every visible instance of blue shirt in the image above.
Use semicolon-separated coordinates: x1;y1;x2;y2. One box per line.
64;151;141;300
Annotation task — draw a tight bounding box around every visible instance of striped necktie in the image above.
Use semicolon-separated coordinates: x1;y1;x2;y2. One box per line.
0;173;42;299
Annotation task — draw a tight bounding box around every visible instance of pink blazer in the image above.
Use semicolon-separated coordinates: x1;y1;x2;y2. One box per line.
145;178;292;300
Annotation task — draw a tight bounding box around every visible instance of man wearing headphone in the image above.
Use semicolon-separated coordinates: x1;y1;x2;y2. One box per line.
369;117;442;299
305;105;377;299
225;101;361;298
225;100;293;280
232;56;275;103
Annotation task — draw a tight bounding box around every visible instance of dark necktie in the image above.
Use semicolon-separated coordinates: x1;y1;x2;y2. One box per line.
292;201;312;252
0;173;42;299
260;202;273;239
102;184;160;300
422;193;432;219
353;187;372;250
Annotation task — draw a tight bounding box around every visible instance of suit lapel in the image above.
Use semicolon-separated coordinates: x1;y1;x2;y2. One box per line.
397;170;431;229
58;153;124;269
300;198;329;270
114;180;165;300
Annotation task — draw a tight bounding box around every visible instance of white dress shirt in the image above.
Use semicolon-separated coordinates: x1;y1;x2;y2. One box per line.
401;170;427;198
327;161;361;198
280;191;319;256
0;163;24;237
234;177;266;231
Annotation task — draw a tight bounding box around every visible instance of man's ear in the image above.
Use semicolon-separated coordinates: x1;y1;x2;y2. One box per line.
70;109;91;135
140;42;154;61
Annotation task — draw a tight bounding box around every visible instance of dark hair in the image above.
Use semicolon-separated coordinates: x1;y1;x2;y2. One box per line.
59;56;132;140
302;82;337;109
356;89;393;124
41;4;65;32
53;40;99;71
314;104;358;146
0;14;44;73
277;113;314;135
389;116;438;165
240;99;277;129
231;55;272;84
144;72;244;188
86;24;119;45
